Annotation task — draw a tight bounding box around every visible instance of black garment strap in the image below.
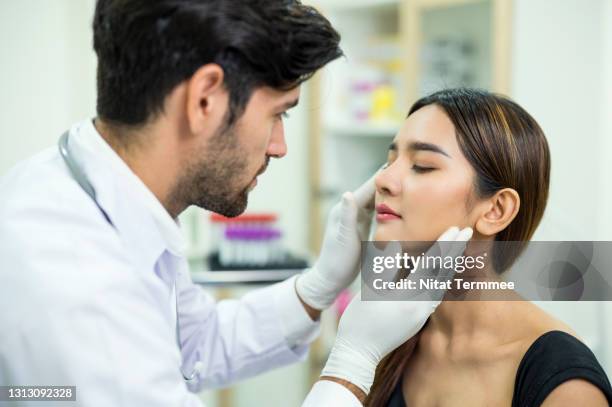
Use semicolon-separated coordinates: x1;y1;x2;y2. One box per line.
387;330;612;406
513;330;612;407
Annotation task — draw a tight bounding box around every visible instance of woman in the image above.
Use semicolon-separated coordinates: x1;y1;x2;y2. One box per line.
366;88;612;406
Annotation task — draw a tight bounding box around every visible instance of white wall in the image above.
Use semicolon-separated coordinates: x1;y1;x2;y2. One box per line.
512;0;611;372
601;0;612;374
600;0;612;241
513;0;605;241
0;0;97;175
244;87;311;255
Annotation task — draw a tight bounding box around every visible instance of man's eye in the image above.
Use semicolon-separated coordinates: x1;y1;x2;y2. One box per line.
412;165;435;174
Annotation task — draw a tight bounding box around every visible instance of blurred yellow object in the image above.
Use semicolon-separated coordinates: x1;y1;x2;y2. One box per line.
370;85;396;121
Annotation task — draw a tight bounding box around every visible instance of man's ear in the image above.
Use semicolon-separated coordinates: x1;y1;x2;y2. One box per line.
185;64;226;136
474;188;520;236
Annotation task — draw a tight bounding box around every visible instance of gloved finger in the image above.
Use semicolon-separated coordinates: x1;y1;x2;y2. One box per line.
428;227;473;282
445;227;473;257
338;192;358;233
361;240;405;301
422;226;460;260
411;228;472;304
420;226;472;279
355;207;374;240
352;170;378;210
440;227;473;280
373;240;403;281
361;277;381;300
438;226;462;242
439;227;473;264
401;226;471;303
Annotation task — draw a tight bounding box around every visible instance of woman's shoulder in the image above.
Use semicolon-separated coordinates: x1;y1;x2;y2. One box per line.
513;330;612;406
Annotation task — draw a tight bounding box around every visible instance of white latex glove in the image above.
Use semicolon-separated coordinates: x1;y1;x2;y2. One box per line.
296;172;377;310
321;226;473;395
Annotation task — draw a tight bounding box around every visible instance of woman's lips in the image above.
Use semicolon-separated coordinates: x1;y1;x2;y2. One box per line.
375;203;402;222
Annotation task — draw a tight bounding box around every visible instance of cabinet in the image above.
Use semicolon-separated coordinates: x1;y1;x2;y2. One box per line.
307;0;512;252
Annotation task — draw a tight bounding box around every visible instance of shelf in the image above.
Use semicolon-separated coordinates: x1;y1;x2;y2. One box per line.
319;0;483;10
308;0;512;253
191;270;304;286
419;0;488;10
318;0;399;11
325;120;400;137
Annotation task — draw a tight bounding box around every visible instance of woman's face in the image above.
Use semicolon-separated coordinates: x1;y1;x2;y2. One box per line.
374;104;478;242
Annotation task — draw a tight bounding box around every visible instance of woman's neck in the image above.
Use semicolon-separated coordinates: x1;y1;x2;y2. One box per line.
429;300;505;338
427;268;526;345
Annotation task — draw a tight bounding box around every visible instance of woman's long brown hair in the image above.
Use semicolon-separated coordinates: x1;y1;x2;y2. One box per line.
365;88;551;406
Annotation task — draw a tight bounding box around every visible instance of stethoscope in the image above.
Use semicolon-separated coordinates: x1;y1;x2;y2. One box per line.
58;131;203;382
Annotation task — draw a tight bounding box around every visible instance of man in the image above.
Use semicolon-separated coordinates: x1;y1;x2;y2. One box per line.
0;1;467;405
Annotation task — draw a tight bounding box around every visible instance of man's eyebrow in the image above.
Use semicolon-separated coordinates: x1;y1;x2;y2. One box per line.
280;98;299;110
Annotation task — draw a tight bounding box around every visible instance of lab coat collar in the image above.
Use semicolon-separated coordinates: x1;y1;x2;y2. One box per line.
68;119;188;267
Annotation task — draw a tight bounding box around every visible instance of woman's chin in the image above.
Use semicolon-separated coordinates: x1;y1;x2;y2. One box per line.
374;225;435;243
373;225;408;242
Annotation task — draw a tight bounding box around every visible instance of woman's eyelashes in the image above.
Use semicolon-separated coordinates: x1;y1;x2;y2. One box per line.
411;164;436;174
381;160;435;173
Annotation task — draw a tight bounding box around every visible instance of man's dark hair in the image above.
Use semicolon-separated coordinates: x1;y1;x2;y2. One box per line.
93;0;342;127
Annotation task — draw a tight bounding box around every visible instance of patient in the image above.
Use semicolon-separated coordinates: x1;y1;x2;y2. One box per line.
366;88;612;406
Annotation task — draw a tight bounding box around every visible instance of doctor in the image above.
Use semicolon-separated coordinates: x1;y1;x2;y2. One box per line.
0;1;471;405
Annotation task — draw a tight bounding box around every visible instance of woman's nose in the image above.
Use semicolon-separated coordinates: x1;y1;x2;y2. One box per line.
375;163;402;196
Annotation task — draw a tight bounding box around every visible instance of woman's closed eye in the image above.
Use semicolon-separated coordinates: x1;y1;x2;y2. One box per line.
412;164;436;174
381;161;435;173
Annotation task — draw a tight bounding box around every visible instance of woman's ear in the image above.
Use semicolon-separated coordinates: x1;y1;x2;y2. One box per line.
475;188;520;236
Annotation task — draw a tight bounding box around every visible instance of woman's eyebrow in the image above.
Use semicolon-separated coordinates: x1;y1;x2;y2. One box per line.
407;141;451;158
388;141;451;158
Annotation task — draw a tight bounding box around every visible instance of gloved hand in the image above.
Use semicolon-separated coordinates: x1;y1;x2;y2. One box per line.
296;172;377;311
321;226;473;395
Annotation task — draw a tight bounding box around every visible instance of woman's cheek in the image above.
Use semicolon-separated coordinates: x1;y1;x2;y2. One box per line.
400;177;466;240
398;185;434;241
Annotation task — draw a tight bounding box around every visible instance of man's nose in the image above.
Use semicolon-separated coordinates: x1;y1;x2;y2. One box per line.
267;120;287;158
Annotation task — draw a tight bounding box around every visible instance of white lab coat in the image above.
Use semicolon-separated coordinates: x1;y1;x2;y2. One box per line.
0;120;361;406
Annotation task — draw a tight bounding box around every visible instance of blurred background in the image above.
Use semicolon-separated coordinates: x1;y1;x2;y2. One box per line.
1;0;611;405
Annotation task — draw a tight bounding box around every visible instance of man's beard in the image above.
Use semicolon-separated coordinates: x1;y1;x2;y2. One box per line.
170;123;267;217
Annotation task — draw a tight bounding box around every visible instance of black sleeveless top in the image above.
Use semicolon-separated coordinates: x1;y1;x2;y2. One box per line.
387;331;612;407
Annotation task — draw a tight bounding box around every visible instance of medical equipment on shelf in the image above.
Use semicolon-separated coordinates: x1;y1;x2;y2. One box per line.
221;226;283;267
210;213;278;252
208;213;309;271
58;131;201;382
